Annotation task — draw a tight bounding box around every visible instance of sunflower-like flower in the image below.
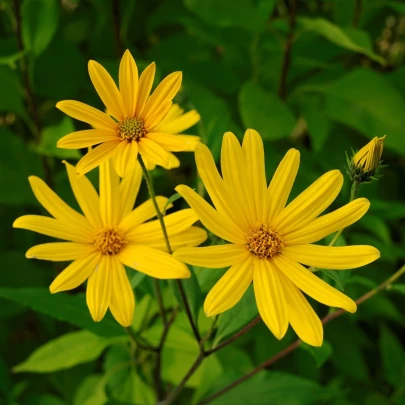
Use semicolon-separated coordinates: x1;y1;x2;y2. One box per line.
56;50;200;177
13;159;207;326
174;130;380;347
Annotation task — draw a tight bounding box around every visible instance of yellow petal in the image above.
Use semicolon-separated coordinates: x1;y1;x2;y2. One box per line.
274;255;357;313
144;227;207;251
56;100;116;130
144;101;172;129
13;215;94;243
282;244;380;269
28;176;92;233
26;242;95;261
195;142;249;232
173;244;249;268
135;62;155;116
221;132;255;223
76;139;120;176
204;255;253;316
280;272;323;347
242;129;267;222
113;141;138;178
119;161;142;218
138;138;170;166
272;170;343;234
284;198;370;245
119;50;138;117
175;185;246;244
100;158;121;227
119;245;190;279
253;258;288;340
64;161;103;228
125;208;197;242
86;256;112;322
267;148;300;222
162;104;184;121
142;71;182;119
162;152;180;169
146;133;189;152
119;196;169;235
57;129;117;149
88;60;125;120
109;256;135;327
154;109;200;134
50;252;101;293
176;135;201;151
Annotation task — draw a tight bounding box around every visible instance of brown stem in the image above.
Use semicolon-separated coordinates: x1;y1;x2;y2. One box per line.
352;0;362;27
197;264;405;405
154;279;167;326
278;0;297;100
112;0;123;57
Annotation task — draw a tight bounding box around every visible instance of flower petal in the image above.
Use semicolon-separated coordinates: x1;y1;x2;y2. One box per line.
119;161;142;218
138;138;170;166
146;133;189;152
282;244;380;270
279;272;323;347
253;258;288;340
109;256;135;327
119;245;190;279
142;71;182;119
119;50;138;117
204;255;253;316
272;170;343;234
176;135;200;151
144;101;172;129
135;62;155;116
154;109;200;134
119;196;169;235
76;139;120;176
13;215;94;243
175;185;246;244
88;60;124;120
274;255;356;313
113;140;138;178
50;252;101;293
57;129;117;149
86;256;112;322
56;100;116;130
64;161;103;228
100;158;121;227
173;244;249;268
267;148;300;222
162;152;180;169
284;198;370;245
242;129;267;222
26;242;95;261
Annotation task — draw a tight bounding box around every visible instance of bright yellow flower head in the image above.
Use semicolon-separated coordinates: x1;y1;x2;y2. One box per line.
13;159;207;327
174;129;380;347
56;50;201;177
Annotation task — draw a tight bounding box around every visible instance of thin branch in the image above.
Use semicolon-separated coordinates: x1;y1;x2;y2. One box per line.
125;327;158;353
278;0;297;100
352;0;363;27
154;279;167;326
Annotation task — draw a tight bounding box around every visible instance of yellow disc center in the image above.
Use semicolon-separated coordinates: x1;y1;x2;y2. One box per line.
94;228;126;255
117;117;147;141
246;224;283;259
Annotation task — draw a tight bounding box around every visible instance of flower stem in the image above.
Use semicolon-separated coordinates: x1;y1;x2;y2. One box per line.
125;327;158;352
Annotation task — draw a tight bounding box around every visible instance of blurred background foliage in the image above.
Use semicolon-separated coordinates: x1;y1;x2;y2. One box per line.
1;0;405;404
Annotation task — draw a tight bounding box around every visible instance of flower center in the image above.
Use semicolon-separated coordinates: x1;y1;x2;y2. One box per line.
246;224;283;259
94;228;126;255
117;117;147;141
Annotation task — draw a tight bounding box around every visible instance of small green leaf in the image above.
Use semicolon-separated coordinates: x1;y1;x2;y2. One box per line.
163;192;183;215
14;330;119;373
74;375;108;405
391;284;405;295
301;341;333;368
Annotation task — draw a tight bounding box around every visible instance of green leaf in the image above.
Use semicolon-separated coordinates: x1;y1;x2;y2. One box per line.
0;288;125;337
0;66;26;117
163;192;183;215
359;215;391;245
22;0;59;58
214;285;258;346
391;284;405;295
379;325;405;387
36;116;80;159
324;68;405;157
239;82;295;141
74;375;107;405
301;341;333;368
14;330;119;373
297;17;385;64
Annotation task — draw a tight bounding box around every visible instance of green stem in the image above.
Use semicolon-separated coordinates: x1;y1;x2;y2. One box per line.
125;327;158;352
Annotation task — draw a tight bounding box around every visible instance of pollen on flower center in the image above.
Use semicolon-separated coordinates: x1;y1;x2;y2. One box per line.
94;228;126;255
246;224;283;259
117;117;147;141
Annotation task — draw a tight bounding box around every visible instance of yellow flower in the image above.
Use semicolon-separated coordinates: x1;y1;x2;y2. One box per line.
13;159;207;327
56;50;201;177
174;130;380;347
